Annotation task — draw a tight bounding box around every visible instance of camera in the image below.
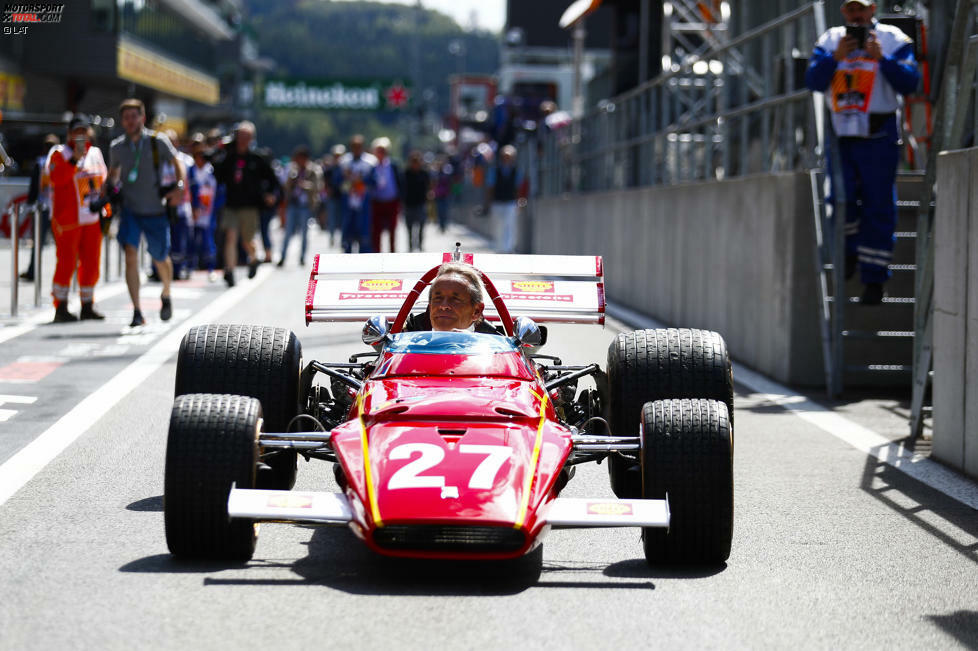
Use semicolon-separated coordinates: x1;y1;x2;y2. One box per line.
846;24;867;48
158;183;181;224
89;182;121;213
158;182;177;199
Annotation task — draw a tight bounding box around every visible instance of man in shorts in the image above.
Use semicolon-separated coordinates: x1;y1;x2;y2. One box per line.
106;98;185;326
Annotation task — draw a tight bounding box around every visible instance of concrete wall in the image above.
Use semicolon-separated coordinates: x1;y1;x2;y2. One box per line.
531;172;825;385
933;148;978;480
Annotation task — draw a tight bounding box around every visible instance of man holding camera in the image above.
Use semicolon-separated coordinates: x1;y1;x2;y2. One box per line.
805;1;920;305
105;98;185;326
47;115;107;322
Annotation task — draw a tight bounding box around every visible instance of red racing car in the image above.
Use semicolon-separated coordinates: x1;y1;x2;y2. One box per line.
164;247;734;565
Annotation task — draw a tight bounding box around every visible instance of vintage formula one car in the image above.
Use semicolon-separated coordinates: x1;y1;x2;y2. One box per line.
164;248;734;565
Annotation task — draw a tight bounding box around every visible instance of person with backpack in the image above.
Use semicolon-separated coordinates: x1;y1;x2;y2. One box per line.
105;98;185;327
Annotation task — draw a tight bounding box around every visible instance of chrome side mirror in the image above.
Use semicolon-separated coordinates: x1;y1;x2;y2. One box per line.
362;315;390;347
513;316;543;348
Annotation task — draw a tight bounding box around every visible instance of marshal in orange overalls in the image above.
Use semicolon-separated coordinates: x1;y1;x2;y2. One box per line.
47;144;107;310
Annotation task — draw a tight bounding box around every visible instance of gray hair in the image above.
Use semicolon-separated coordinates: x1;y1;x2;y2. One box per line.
433;262;484;306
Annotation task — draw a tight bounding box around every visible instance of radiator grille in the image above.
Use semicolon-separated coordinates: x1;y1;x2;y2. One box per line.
373;525;526;554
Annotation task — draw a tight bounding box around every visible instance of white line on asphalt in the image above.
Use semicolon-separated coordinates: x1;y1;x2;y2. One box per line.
733;365;978;510
605;303;978;511
0;395;38;404
0;266;273;508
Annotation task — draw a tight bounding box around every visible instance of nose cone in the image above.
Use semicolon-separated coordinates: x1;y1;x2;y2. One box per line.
369;422;542;525
331;418;572;556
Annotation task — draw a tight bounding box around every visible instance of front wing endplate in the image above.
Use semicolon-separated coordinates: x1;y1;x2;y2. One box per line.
228;488;353;523
544;497;670;528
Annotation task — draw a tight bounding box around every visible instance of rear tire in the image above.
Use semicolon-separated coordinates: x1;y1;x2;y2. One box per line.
606;328;733;498
641;399;733;565
164;394;261;561
175;324;302;490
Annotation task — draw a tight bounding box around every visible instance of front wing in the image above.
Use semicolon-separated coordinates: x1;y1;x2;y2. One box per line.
227;488;670;529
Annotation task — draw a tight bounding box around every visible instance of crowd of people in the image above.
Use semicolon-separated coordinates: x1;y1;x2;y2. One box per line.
21;98;471;326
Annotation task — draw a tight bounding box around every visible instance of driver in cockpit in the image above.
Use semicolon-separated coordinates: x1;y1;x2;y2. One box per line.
404;262;502;334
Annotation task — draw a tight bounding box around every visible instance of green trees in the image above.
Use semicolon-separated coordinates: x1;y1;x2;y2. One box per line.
245;0;500;154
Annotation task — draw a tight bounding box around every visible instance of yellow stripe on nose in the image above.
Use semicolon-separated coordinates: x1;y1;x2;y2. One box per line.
514;392;548;529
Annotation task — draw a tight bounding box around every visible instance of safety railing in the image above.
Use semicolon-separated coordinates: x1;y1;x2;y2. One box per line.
537;2;827;196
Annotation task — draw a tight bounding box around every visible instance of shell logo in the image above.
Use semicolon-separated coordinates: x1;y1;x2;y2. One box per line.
586;502;634;516
358;279;404;292
511;280;555;293
267;495;314;509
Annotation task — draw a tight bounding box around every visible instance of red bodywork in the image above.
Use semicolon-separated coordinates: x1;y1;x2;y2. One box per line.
330;342;573;559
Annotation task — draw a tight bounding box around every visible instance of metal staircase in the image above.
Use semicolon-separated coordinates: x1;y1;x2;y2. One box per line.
812;162;922;397
814;0;978;414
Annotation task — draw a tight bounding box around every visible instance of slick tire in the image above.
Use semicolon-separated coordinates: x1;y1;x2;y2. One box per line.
640;399;733;565
164;394;261;561
605;328;733;498
175;324;302;490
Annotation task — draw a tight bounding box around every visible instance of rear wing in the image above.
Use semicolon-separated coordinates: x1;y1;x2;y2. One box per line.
305;251;605;326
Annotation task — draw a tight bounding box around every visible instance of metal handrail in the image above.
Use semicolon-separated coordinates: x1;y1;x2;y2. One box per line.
582;3;824;116
572;89;813;164
538;2;826;195
10;202;19;317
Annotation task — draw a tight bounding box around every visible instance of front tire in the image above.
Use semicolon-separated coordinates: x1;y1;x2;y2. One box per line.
175;324;302;490
641;398;733;565
164;394;261;561
606;328;733;498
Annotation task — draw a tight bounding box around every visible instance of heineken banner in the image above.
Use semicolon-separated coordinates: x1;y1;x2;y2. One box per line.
262;78;411;111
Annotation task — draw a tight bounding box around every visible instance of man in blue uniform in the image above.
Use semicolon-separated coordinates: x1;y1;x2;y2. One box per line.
805;0;920;304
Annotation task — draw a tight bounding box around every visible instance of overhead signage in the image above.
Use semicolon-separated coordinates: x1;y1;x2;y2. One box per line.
262;78;411;111
117;38;219;106
0;72;26;110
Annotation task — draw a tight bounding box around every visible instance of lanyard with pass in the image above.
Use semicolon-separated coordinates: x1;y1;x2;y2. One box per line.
127;136;143;183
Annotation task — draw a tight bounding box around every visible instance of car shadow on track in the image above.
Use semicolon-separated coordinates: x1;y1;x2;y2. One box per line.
119;554;251;574
125;496;163;512
118;517;725;592
604;559;727;580
530;558;724;590
284;525;543;595
120;525;542;594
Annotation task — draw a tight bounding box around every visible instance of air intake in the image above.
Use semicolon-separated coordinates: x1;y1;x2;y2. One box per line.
373;525;526;554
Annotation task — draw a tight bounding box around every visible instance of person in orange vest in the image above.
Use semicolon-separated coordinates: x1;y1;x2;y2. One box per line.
47;114;107;322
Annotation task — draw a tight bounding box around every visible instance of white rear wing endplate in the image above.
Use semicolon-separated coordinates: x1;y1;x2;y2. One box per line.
305;252;605;326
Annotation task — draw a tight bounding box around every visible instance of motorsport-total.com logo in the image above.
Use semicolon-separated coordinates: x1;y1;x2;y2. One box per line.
2;3;63;35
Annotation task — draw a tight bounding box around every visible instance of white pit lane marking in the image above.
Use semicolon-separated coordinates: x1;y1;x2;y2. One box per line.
0;265;273;508
734;366;978;511
0;395;38;423
605;303;978;511
0;395;38;404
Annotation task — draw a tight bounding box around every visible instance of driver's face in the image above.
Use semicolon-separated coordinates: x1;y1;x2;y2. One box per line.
429;278;483;331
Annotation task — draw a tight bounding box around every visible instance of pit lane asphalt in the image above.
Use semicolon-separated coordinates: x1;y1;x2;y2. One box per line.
1;223;977;650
